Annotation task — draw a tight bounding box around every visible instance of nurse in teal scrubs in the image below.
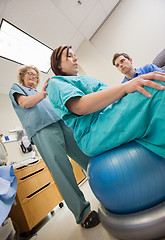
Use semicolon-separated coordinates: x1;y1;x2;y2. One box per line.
9;65;100;229
47;45;165;158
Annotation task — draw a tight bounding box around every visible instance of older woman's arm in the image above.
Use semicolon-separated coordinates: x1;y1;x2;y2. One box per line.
15;78;49;108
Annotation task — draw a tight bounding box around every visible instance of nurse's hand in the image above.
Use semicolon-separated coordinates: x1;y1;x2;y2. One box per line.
42;78;50;97
123;71;165;97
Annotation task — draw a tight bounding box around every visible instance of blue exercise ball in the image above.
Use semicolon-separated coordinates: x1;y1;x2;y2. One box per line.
87;141;165;213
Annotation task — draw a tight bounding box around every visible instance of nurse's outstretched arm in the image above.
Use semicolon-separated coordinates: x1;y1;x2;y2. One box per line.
15;79;49;108
66;72;165;115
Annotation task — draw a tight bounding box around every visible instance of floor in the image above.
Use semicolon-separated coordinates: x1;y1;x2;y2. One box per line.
23;179;116;240
18;179;165;240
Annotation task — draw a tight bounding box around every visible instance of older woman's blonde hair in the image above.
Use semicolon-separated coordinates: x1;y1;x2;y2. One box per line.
17;65;40;88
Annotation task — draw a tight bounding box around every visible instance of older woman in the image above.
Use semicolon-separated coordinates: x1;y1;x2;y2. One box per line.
9;65;100;229
47;45;165;158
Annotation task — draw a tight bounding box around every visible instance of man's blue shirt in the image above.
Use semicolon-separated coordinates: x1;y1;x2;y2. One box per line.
121;64;165;83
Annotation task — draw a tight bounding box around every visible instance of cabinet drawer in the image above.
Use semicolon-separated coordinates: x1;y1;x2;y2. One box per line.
21;181;63;230
71;159;86;184
17;168;53;201
14;159;46;180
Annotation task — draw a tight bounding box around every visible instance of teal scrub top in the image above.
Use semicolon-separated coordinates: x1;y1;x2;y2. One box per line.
47;75;165;158
9;83;60;140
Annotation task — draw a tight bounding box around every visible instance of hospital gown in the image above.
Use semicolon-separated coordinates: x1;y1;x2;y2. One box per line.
47;75;165;158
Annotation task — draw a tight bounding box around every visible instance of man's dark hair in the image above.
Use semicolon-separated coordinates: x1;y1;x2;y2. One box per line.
112;53;130;66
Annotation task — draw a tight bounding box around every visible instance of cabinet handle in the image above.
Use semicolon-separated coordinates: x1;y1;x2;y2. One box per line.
15;159;40;170
20;168;44;180
26;182;51;199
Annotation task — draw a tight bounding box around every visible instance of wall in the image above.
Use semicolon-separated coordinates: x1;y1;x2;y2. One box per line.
0;93;21;134
0;93;33;164
76;0;165;85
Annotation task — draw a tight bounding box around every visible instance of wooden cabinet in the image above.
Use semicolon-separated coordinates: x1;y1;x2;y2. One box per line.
71;159;86;184
9;159;63;233
9;157;86;233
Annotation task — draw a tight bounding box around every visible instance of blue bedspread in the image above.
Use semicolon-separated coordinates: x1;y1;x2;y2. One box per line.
0;166;17;226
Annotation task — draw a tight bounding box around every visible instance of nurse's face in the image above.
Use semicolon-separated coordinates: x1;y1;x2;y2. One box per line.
59;48;78;76
23;68;38;88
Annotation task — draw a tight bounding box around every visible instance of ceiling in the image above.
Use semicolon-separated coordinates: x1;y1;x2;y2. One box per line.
0;0;121;95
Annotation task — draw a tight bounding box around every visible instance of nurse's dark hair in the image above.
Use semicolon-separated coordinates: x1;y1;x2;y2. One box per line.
112;53;130;66
51;45;72;76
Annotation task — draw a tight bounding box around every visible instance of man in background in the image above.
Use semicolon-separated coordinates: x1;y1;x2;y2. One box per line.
112;52;165;83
